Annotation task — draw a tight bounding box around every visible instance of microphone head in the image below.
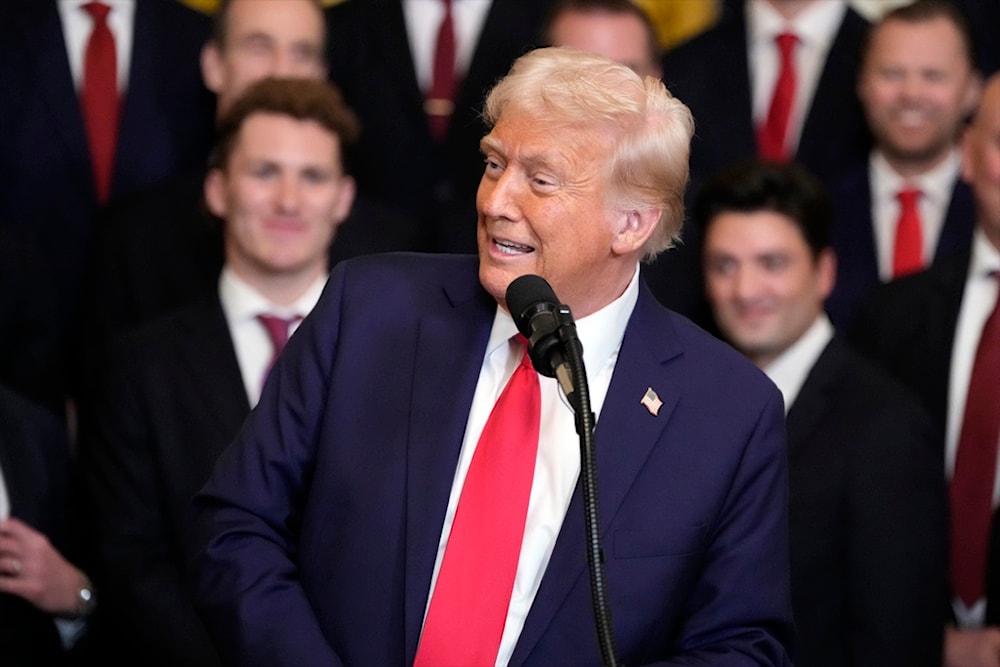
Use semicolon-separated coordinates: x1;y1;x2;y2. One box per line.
506;274;558;338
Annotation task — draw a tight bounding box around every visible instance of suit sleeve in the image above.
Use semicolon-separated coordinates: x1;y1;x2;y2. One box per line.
187;273;348;667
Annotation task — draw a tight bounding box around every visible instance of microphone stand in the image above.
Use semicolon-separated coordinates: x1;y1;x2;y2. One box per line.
554;307;622;667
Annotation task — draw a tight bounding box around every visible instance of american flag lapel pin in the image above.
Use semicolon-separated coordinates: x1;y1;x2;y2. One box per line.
640;387;662;416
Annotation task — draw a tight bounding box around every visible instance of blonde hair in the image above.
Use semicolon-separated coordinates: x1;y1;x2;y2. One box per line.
482;46;694;259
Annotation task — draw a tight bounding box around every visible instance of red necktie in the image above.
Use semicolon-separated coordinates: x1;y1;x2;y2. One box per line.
414;335;541;667
81;1;120;204
758;32;797;161
258;314;302;381
950;273;1000;608
425;0;457;143
892;188;924;278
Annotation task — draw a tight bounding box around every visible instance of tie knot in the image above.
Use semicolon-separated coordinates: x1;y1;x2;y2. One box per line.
776;32;797;55
897;187;921;206
83;1;111;23
514;334;534;370
258;314;302;353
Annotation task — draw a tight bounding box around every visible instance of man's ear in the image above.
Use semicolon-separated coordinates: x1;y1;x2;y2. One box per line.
611;207;662;256
201;42;224;95
204;168;228;220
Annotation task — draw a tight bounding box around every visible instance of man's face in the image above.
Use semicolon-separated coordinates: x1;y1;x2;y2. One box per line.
704;210;834;368
205;112;355;285
548;10;661;80
963;78;1000;250
202;0;326;114
476;111;649;319
858;17;980;171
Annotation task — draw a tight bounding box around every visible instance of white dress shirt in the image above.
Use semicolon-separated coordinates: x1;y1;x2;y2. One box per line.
57;0;134;93
0;458;9;521
422;267;640;666
218;268;326;407
746;0;846;156
947;228;1000;628
761;314;833;414
869;149;962;280
402;0;492;92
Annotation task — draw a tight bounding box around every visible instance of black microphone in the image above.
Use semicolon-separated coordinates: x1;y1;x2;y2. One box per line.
505;274;580;399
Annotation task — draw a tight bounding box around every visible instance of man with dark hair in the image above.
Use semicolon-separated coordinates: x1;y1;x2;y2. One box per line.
701;158;947;666
81;77;357;667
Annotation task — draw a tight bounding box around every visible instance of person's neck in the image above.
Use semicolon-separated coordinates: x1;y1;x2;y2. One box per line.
761;0;817;21
879;146;954;180
227;262;325;308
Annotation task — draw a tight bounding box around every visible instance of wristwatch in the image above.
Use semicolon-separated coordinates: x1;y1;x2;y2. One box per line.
76;575;97;619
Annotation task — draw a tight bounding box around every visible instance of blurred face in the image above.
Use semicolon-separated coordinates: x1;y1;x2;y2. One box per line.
858;17;980;174
548;10;661;80
704;210;834;368
202;0;326;114
477;111;653;318
962;78;1000;251
205;113;355;286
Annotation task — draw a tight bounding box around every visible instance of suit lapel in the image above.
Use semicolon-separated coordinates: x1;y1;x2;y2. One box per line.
785;339;842;452
935;179;976;260
172;298;251;441
403;274;496;660
511;285;684;662
20;1;92;189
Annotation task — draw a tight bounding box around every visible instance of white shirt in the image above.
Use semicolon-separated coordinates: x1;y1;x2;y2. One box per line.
746;0;846;155
58;0;134;93
218;268;326;407
423;267;640;667
0;457;9;521
948;228;1000;627
402;0;492;92
761;314;833;414
869;149;963;280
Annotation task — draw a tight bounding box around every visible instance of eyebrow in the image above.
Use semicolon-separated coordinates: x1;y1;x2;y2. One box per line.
479;135;564;175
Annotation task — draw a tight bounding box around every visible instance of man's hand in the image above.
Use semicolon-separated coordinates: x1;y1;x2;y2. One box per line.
0;516;86;617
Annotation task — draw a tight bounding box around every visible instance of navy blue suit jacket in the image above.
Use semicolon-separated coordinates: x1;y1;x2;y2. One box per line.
190;253;793;666
826;164;975;330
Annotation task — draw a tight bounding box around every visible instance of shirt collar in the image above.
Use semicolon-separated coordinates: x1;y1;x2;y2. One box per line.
761;314;833;413
486;265;641;382
870;148;962;208
218;266;327;324
748;0;846;51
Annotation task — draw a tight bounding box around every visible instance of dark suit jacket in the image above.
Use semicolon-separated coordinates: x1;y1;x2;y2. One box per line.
189;253;794;666
826;165;975;330
326;0;556;253
850;252;1000;624
0;0;214;354
786;336;946;666
647;3;870;327
80;296;248;667
0;385;73;666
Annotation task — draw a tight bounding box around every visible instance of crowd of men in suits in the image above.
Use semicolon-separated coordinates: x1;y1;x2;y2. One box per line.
1;0;1000;665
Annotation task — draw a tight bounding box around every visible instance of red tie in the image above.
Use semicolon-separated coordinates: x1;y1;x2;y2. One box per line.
950;273;1000;608
892;188;924;278
258;314;302;381
81;1;120;204
414;335;541;667
425;0;457;143
758;32;797;161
